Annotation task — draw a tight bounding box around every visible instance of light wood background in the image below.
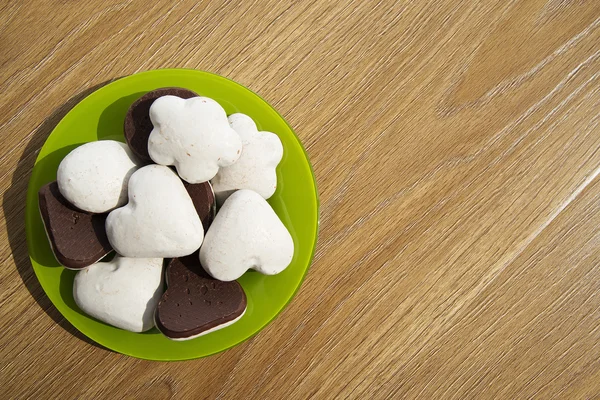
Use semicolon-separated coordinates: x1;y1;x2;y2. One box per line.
2;0;600;398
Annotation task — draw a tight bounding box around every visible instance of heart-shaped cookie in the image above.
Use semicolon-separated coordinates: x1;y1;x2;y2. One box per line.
199;189;294;281
212;113;283;203
73;255;163;332
148;96;242;183
106;165;204;258
57;140;141;213
38;181;112;269
155;253;247;340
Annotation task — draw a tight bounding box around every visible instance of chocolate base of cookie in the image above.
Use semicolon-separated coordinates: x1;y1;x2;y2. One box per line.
183;181;216;232
38;181;112;269
124;87;198;162
155;252;246;340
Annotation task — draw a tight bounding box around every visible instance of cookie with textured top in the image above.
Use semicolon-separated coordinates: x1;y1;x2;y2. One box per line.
155;253;246;340
38;181;112;269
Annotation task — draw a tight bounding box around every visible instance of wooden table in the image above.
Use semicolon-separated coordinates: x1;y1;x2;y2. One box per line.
2;1;600;398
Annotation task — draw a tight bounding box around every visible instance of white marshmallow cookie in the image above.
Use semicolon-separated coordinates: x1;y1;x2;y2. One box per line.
106;165;204;258
57;141;140;213
148;96;242;184
200;189;294;281
73;256;163;332
211;113;283;203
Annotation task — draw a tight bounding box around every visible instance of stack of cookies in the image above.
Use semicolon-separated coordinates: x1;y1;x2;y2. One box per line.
39;88;294;340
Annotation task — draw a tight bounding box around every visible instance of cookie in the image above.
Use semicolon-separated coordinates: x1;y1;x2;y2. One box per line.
106;165;204;258
148;96;242;183
73;255;163;332
38;181;112;269
183;181;216;232
155;253;247;340
57;140;140;213
212;113;283;203
124;88;198;162
200;189;294;281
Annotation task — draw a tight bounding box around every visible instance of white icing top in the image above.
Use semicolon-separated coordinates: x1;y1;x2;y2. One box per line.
57;141;140;213
211;113;283;202
148;96;242;184
73;256;163;332
106;165;204;258
200;189;294;281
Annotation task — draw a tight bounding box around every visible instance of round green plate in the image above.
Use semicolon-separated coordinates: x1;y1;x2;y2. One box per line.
25;69;319;361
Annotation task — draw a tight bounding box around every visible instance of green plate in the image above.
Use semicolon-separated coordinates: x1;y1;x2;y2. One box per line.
25;69;319;361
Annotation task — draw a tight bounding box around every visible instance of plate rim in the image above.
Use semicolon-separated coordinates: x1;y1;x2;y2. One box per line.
25;68;320;360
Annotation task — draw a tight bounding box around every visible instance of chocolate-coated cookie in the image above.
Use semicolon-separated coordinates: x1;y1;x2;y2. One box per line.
38;181;112;269
183;181;216;232
124;87;198;162
155;253;246;340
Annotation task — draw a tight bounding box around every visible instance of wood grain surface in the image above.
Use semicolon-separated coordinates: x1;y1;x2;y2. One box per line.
2;0;600;398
